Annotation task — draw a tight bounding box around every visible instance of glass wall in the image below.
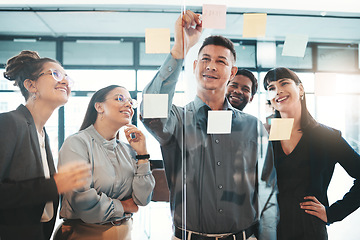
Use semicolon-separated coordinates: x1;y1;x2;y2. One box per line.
0;7;360;240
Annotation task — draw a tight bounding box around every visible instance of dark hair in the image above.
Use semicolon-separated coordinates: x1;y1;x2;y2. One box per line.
80;85;125;131
234;68;258;96
4;50;59;100
263;67;317;131
198;35;236;62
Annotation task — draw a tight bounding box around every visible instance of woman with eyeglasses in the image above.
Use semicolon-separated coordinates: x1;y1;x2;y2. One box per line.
263;67;360;239
0;50;91;240
56;85;155;240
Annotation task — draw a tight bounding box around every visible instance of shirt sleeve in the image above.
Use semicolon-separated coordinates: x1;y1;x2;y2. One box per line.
131;161;155;206
0;113;58;209
58;135;124;224
140;54;184;145
326;131;360;223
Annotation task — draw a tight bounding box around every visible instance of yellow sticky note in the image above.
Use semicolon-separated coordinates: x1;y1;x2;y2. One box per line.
207;110;232;134
269;118;294;141
202;4;227;29
143;94;168;118
282;34;309;57
145;28;170;54
243;13;267;38
314;73;336;96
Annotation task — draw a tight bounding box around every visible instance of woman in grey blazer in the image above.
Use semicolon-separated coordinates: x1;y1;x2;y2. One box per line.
0;50;91;240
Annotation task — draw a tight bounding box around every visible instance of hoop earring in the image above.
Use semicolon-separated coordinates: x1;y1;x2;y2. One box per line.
300;95;304;100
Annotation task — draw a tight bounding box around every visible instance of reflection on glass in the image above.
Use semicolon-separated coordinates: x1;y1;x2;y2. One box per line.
66;70;136;91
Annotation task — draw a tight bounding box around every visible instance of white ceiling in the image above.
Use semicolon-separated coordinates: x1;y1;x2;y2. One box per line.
0;2;359;44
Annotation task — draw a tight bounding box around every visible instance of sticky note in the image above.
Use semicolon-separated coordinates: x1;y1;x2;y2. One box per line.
207;110;232;134
142;94;168;118
243;13;267;38
282;34;309;57
145;28;170;54
202;4;227;29
314;73;336;96
269;118;294;141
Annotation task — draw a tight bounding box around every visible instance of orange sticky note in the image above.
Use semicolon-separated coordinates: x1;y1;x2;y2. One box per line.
243;13;267;38
269;118;294;141
145;28;170;54
202;4;227;29
314;73;336;96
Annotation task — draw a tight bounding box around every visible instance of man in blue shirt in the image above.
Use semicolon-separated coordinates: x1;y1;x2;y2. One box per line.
141;10;275;240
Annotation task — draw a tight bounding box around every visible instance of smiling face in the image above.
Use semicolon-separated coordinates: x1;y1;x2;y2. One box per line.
28;62;71;107
97;87;134;128
266;78;304;114
193;45;237;94
226;74;254;111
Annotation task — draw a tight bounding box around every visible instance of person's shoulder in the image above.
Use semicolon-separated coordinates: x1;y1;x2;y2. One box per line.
0;107;27;127
234;109;260;122
309;123;341;140
63;127;92;146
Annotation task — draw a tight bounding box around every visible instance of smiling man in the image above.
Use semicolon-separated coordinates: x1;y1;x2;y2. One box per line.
140;10;275;240
226;68;258;111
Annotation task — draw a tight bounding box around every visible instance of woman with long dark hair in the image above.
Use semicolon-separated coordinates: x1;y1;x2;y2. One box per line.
263;67;360;239
57;85;155;240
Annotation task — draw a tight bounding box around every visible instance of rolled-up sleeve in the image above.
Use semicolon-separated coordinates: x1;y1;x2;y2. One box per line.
140;54;184;145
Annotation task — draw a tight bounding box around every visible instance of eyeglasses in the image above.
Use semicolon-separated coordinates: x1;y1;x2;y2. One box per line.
115;94;138;109
38;69;74;88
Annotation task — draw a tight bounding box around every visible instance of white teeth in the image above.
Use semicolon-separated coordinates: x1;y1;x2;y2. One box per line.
203;74;216;79
57;88;67;93
277;96;288;102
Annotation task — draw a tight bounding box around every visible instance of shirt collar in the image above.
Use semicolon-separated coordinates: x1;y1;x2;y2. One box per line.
87;125;118;150
193;95;236;113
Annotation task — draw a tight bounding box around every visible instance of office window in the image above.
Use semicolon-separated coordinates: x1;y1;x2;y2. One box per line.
0;40;56;64
139;42;174;66
234;43;256;68
276;44;313;69
317;45;358;72
137;70;186;92
66;69;136;91
63;40;133;65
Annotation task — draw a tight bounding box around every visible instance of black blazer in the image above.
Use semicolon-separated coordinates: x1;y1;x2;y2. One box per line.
274;123;360;224
306;124;360;224
0;104;59;240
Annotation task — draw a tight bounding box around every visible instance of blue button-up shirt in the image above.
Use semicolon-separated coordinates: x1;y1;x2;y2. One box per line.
141;54;273;234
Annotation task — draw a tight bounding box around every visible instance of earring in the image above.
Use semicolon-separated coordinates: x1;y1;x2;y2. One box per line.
100;112;104;120
32;93;36;101
300;95;304;100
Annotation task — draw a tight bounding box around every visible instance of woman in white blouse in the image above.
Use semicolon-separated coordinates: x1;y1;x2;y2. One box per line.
57;85;155;240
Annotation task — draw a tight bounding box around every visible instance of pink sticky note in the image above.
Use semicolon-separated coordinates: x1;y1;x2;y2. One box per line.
202;4;227;29
314;73;336;96
145;28;170;54
243;13;267;38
